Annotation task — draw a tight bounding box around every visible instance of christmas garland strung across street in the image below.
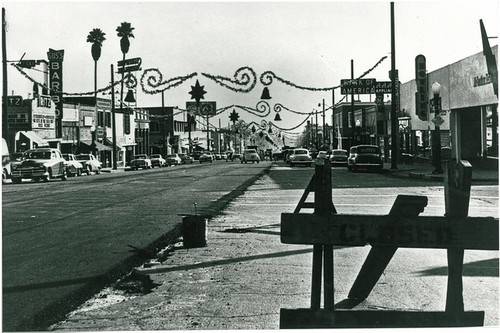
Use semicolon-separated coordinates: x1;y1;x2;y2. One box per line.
201;66;257;93
140;68;197;94
259;55;388;90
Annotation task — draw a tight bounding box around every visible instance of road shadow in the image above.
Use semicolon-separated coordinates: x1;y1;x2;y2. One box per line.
416;258;499;277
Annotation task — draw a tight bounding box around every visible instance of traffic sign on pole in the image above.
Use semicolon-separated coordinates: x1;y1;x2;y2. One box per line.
117;57;142;74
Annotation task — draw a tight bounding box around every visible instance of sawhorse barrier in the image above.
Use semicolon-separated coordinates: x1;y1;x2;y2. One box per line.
280;159;499;328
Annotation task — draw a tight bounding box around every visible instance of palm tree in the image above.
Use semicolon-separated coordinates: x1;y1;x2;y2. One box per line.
116;22;135;134
86;28;106;101
86;28;106;156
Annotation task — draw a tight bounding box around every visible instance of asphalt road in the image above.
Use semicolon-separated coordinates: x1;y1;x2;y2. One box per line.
49;162;499;330
2;160;272;331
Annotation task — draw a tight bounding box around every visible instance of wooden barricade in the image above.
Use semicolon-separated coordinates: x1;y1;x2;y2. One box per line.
280;159;499;328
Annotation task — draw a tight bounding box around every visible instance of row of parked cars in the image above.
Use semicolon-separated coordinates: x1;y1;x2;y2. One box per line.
281;145;384;171
4;148;103;184
127;153;197;170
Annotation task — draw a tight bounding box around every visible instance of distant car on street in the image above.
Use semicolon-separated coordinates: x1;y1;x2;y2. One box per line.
288;148;312;167
129;154;152;170
330;149;348;166
62;153;84;177
150;154;167;167
165;153;182;166
241;149;260;164
11;148;68;183
199;152;213;163
178;153;194;164
347;145;383;172
75;154;102;174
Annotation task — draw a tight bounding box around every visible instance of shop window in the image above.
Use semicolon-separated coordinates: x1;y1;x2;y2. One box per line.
105;112;111;127
97;111;104;127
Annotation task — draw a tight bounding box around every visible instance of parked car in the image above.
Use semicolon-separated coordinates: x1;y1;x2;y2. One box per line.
214;153;222;160
191;151;202;161
150;154;167;167
75;154;102;174
2;138;11;183
330;149;348;166
241;149;261;164
62;153;84;177
129;154;152;170
220;153;227;160
347;145;383;172
178;153;194;164
11;148;67;183
232;153;242;161
165;153;182;166
288;148;312;167
199;152;213;163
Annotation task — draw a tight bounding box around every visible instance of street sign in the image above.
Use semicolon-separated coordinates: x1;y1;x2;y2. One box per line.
340;78;376;94
117;57;142;74
17;60;37;68
186;101;217;116
432;115;445;127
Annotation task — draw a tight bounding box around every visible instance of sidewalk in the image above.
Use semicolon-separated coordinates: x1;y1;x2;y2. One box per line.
51;167;499;331
383;158;498;183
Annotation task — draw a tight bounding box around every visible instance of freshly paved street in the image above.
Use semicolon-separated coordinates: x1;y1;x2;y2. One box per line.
50;162;499;331
2;161;271;331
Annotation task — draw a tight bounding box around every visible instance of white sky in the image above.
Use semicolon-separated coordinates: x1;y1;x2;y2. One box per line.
2;0;499;135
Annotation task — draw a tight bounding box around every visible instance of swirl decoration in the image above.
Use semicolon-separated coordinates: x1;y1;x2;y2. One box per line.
11;63;122;96
260;55;388;91
140;68;197;95
201;66;257;93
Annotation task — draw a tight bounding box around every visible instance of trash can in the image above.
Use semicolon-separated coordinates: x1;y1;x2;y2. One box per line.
181;214;207;248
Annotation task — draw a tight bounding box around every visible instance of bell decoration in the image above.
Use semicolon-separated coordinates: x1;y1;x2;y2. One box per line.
124;89;136;103
251;125;256;133
274;113;282;121
260;87;271;100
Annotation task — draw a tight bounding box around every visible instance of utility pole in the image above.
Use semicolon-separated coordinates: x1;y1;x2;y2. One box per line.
111;64;117;170
390;2;398;169
351;59;355;149
322;99;326;148
162;90;167;156
2;8;9;147
332;89;335;149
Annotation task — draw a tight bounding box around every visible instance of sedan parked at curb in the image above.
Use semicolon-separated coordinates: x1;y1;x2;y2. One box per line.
165;154;182;166
347;145;383;172
150;154;167;167
11;148;67;183
62;153;84;177
75;154;102;174
129;154;152;170
330;149;348;166
288;148;312;167
199;153;213;163
178;153;194;164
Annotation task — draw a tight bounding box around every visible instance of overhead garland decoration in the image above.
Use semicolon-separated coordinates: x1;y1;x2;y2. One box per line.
201;66;257;93
260;55;388;91
11;63;123;96
140;68;197;95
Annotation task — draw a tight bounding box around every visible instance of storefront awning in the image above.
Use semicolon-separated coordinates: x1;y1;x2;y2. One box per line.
80;140;112;151
15;131;49;147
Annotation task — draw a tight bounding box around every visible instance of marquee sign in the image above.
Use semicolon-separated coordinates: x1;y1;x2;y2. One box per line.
186;101;217;116
340;78;376;94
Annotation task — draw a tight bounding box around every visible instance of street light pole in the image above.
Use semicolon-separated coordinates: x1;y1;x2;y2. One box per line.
432;82;443;174
390;1;398;169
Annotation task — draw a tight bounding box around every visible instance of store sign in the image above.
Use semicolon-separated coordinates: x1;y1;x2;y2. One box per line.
340;78;376;94
186;101;217;116
2;95;23;107
415;55;428;121
47;48;64;136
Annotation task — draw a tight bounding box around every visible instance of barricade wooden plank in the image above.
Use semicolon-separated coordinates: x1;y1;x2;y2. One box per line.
279;309;485;328
281;213;499;250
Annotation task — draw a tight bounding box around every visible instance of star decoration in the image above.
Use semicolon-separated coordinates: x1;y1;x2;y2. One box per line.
189;80;207;104
229;109;239;123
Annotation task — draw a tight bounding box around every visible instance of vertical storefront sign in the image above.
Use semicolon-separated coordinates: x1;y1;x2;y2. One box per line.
415;55;428;121
47;48;64;138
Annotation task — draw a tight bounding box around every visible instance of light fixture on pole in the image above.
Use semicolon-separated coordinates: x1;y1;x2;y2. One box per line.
431;81;443;174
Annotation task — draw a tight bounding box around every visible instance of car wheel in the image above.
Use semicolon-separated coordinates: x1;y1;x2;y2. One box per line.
12;177;22;184
43;169;52;182
96;167;101;174
61;169;67;181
